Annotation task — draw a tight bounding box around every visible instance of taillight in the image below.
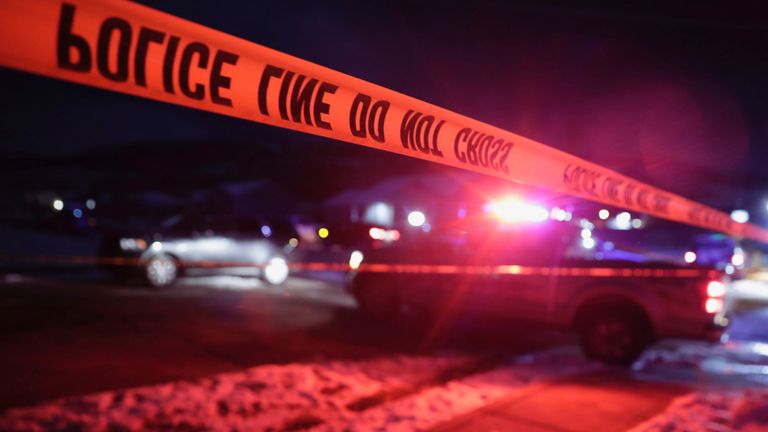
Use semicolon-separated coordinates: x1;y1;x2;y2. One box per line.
705;298;724;314
368;227;400;242
703;280;726;314
706;281;726;298
369;227;386;240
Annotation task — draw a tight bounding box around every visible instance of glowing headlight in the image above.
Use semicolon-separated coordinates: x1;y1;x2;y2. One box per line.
264;256;289;285
349;250;364;270
119;238;148;251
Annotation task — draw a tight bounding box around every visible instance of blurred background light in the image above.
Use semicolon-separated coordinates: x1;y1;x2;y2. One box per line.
369;227;385;240
549;207;571;222
349;250;364;270
407;210;426;227
732;247;745;267
488;198;548;223
607;211;632;230
582;237;596;249
261;225;272;238
730;209;749;223
684;250;697;263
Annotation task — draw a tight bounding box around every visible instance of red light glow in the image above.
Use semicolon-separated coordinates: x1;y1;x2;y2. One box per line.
705;298;724;314
368;227;400;242
706;280;726;298
487;198;548;223
369;227;386;240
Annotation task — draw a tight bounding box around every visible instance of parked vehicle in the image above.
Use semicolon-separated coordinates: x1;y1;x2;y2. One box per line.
348;224;728;365
99;214;299;287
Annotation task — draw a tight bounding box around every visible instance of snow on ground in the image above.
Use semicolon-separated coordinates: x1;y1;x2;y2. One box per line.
0;348;597;431
634;306;768;387
326;347;601;431
628;389;768;432
630;305;768;431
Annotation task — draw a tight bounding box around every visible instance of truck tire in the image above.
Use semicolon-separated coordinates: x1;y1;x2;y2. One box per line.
353;279;400;321
578;308;651;366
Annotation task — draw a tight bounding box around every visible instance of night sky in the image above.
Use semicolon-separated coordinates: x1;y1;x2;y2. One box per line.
2;2;767;223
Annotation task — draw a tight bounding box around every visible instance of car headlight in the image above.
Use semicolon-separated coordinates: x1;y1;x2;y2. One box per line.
264;256;289;285
349;250;364;270
119;238;148;251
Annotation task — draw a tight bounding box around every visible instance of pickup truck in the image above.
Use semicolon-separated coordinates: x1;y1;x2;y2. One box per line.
348;224;728;365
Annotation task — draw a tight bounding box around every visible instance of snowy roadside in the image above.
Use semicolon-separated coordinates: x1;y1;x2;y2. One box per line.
629;310;768;432
0;348;598;431
628;389;768;432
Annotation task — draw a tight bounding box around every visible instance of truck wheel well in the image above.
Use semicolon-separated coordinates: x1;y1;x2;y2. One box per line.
351;275;401;320
573;295;654;338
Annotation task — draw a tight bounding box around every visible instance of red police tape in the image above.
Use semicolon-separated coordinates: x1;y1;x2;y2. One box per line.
1;0;766;243
0;254;718;279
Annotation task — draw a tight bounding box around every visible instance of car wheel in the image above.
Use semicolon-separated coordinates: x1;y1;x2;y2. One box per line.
353;279;400;320
145;254;178;288
262;255;289;286
579;310;650;366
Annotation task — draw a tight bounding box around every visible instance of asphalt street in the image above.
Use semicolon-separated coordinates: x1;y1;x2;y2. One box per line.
3;272;766;431
0;274;570;410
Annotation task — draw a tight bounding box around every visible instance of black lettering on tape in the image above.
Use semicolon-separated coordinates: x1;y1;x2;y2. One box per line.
455;128;471;163
278;71;295;120
258;65;336;129
290;75;318;125
623;183;638;206
97;17;132;82
350;93;371;138
369;100;389;143
134;27;165;87
414;115;433;153
477;135;493;167
162;36;180;94
602;177;623;204
350;94;390;143
430;120;444;157
498;142;513;174
636;188;651;210
563;164;600;196
466;131;480;165
313;82;337;130
400;110;421;150
178;42;209;100
400;111;444;155
258;65;283;116
653;194;671;214
57;4;92;72
563;164;576;189
210;50;238;107
455;128;510;172
488;139;503;171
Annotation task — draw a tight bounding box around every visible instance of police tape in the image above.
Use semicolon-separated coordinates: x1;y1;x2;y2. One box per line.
0;254;717;279
0;0;766;243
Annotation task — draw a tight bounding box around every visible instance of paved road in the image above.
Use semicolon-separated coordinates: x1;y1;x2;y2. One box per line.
0;274;569;410
431;371;689;432
6;273;762;430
